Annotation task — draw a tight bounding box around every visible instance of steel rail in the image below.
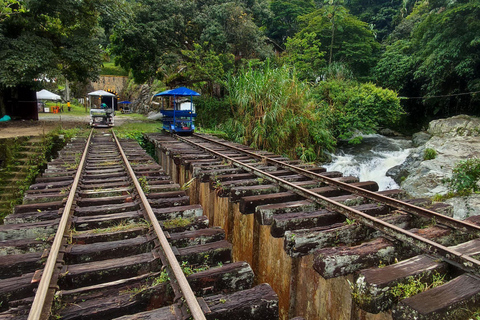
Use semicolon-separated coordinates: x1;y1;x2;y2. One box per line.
28;129;93;320
112;131;206;320
192;133;480;237
178;134;480;273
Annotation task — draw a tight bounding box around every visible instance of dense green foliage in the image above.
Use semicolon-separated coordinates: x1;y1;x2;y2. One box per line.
223;65;335;161
375;0;480;123
346;0;408;42
283;32;325;81
0;0;120;115
267;0;315;44
295;5;380;78
181;43;235;95
1;0;478;160
110;0;272;85
314;80;404;143
195;96;232;129
220;64;402;160
0;0;106;86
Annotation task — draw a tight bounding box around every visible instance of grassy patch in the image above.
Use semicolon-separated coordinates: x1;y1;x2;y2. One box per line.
44;101;89;116
115;112;148;120
163;217;194;229
181;260;210;276
138;176;150;193
431;191;470;202
101;61;129;76
114;122;162;139
196;127;228;138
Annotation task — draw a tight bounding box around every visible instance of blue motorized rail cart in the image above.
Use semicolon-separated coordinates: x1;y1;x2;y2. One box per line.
154;87;200;134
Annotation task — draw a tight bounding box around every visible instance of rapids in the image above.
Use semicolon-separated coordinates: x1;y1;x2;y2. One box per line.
323;134;413;191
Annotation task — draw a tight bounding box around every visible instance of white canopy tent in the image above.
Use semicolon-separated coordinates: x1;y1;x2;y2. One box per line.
36;89;61;101
87;90;116;109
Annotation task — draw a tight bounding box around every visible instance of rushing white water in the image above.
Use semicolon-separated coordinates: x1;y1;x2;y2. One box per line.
323;134;413;191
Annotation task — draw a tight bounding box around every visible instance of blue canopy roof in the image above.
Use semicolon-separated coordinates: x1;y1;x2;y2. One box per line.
154;87;200;97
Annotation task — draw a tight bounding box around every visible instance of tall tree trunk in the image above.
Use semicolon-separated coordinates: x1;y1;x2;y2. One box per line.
65;79;70;101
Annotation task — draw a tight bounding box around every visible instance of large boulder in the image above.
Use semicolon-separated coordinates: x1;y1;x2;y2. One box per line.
398;115;480;219
427;114;480;137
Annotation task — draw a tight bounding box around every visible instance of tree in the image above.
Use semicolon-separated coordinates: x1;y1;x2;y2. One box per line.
323;0;344;65
374;0;480;122
181;42;235;94
283;32;326;81
267;0;316;45
110;0;271;84
110;0;197;84
0;0;25;22
195;2;271;59
97;0;133;48
314;79;404;143
411;2;480;115
0;0;107;115
346;0;407;42
296;5;380;78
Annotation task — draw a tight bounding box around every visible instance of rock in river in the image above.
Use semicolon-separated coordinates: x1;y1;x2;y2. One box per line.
392;115;480;219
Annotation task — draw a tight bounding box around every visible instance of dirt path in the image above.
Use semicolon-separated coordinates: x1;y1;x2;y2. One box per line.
0;114;143;139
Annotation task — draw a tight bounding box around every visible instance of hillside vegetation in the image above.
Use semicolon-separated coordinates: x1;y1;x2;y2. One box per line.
1;0;478;160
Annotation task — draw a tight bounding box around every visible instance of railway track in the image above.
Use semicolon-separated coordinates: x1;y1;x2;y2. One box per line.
146;132;480;320
0;130;278;320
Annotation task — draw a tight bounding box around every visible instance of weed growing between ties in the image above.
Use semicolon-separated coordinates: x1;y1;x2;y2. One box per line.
138;176;150;193
390;272;446;300
119;257;213;300
85;220;150;234
162;217;194;229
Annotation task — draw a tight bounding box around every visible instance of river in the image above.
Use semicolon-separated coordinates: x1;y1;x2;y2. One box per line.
323;134;413;191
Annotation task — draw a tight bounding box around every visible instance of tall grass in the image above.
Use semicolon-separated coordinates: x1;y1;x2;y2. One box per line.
223;65;335;162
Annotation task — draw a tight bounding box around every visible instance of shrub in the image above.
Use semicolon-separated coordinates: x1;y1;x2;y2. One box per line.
444;158;480;194
313;80;404;144
423;148;437;160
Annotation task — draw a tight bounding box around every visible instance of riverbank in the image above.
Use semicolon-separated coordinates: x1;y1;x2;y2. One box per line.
390;115;480;219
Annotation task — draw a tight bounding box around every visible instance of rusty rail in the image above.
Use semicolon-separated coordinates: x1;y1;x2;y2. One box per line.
178;134;480;273
192;133;480;236
28;129;93;320
29;130;206;320
113;131;206;320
